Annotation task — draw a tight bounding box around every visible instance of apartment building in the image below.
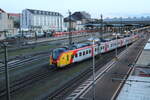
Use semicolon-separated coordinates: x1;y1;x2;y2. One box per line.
21;9;64;31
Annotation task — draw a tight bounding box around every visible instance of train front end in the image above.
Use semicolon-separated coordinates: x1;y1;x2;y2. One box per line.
50;47;67;68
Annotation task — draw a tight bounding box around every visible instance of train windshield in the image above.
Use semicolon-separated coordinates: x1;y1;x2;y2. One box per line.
52;48;67;60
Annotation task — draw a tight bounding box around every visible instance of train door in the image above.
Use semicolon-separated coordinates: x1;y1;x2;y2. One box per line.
104;42;109;52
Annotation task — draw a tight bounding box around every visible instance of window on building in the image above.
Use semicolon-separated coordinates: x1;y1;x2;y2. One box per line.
34;10;37;14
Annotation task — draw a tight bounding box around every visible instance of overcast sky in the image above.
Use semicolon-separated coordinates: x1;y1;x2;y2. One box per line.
1;0;150;18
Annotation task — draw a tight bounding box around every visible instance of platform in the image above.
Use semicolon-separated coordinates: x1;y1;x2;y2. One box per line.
116;38;150;100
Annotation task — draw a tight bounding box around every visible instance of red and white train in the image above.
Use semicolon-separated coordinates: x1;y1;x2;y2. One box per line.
50;34;139;68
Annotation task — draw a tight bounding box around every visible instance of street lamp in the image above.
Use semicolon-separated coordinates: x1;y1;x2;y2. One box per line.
112;33;120;60
88;37;100;100
0;41;10;100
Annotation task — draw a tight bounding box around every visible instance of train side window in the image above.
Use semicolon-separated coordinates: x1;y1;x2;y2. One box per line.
79;52;82;56
75;53;78;57
101;47;103;50
86;50;88;54
95;48;97;52
83;51;85;55
71;55;74;58
89;50;91;54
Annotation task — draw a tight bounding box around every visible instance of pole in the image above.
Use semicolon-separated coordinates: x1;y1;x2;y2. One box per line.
100;14;103;38
92;40;96;100
115;35;118;59
126;39;128;51
68;10;72;47
4;43;10;100
35;30;37;41
121;17;122;34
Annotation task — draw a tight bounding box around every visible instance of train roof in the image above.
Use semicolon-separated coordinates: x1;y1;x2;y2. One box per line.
69;43;92;50
99;38;111;42
53;47;68;51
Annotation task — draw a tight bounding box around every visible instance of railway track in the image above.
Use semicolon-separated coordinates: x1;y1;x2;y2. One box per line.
0;65;55;97
47;39;146;100
0;51;50;73
0;38;140;99
0;45;126;99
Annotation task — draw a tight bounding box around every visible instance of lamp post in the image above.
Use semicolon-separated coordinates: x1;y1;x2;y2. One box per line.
68;10;72;47
0;41;10;100
88;37;100;100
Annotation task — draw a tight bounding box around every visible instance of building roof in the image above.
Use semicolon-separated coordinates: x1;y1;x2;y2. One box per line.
72;12;91;20
65;11;91;22
116;76;150;100
26;9;63;16
64;17;76;22
0;8;6;13
8;13;20;17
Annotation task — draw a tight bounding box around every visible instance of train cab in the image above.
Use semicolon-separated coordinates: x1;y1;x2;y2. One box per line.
50;47;68;67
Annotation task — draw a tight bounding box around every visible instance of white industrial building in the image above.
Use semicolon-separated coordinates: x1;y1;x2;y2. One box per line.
21;9;64;31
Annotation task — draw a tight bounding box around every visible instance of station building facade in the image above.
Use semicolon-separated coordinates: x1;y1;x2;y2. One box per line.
21;9;64;31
